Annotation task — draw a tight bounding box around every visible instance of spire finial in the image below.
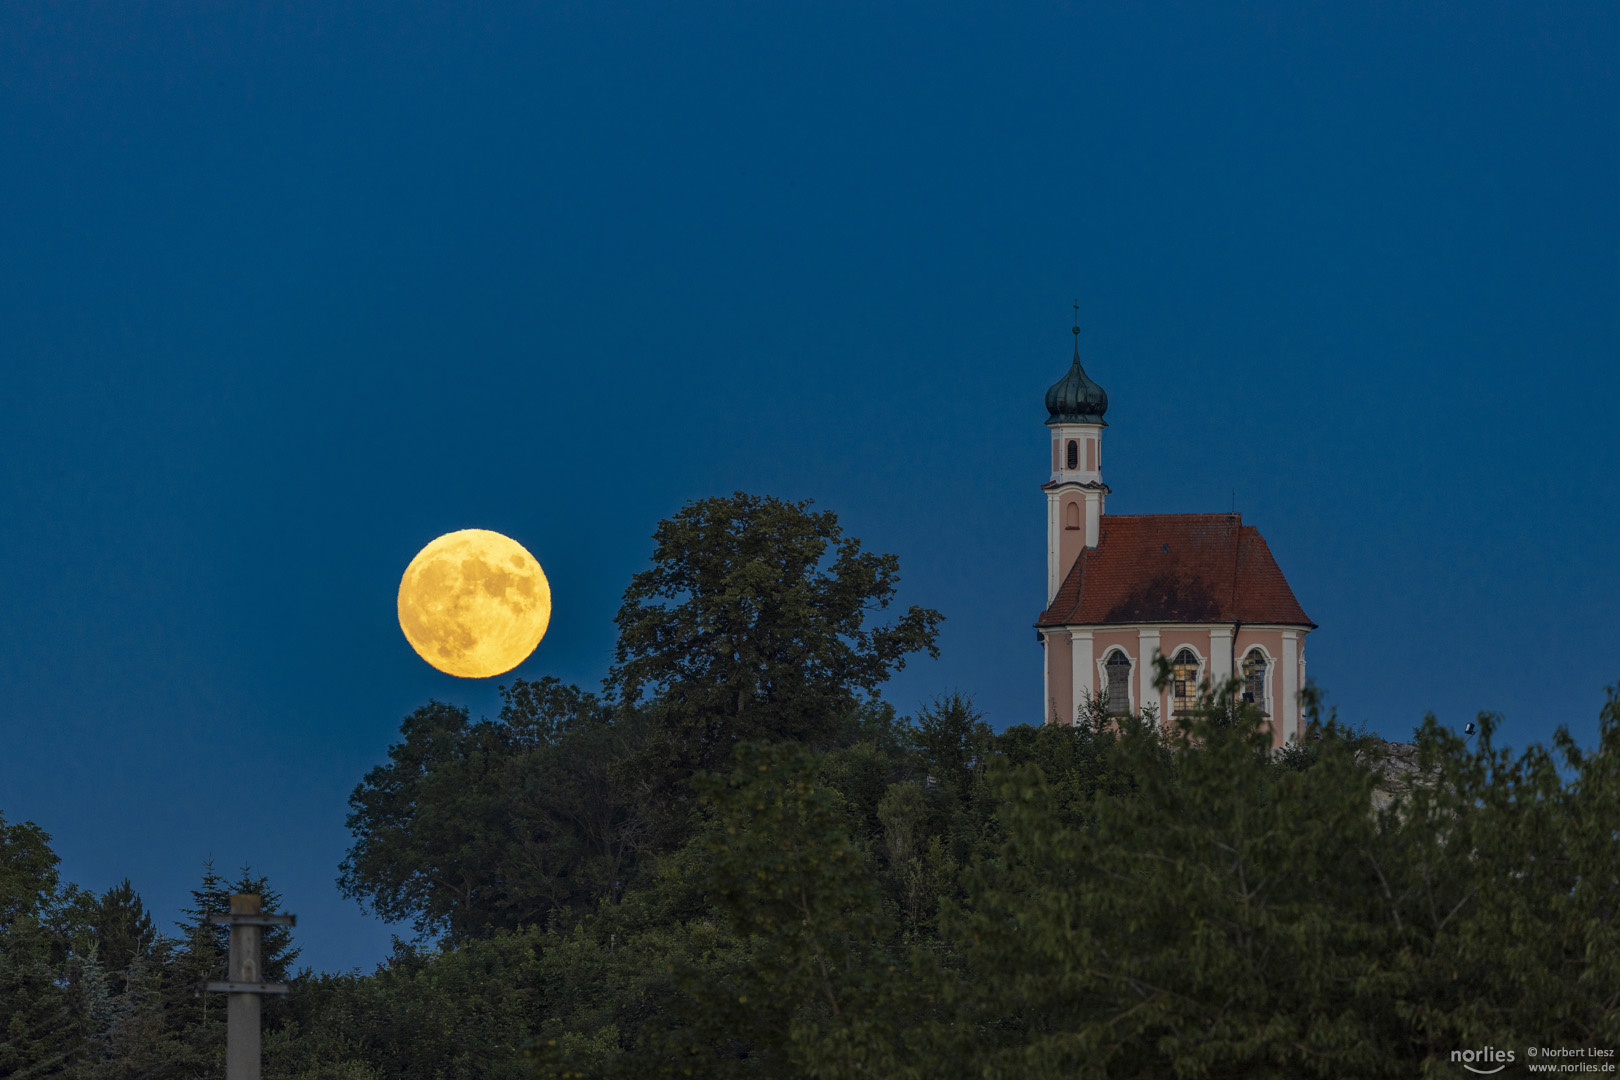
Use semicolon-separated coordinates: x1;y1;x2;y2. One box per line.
1071;300;1081;359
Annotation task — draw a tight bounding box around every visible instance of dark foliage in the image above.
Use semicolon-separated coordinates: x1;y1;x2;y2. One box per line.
605;492;942;800
339;678;640;943
7;494;1617;1078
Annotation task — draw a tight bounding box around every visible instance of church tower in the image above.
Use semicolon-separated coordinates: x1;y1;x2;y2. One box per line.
1042;316;1109;604
1035;314;1316;740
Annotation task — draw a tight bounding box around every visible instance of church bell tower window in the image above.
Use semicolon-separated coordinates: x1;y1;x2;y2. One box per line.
1066;440;1079;469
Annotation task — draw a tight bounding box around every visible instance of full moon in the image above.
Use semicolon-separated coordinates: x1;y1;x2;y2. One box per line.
397;529;552;678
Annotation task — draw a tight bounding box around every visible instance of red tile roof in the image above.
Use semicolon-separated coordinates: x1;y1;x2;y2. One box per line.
1037;514;1315;628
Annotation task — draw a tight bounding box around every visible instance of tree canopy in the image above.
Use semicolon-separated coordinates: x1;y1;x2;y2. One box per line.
339;679;635;942
606;491;942;775
7;492;1616;1079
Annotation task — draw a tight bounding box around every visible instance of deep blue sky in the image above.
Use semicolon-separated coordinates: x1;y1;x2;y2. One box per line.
3;2;1617;973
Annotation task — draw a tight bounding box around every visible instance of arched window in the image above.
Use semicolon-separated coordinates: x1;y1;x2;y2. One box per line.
1105;651;1131;714
1065;501;1080;530
1242;649;1268;713
1066;440;1079;469
1172;649;1200;712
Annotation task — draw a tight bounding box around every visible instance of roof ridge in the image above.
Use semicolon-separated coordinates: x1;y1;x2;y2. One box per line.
1101;511;1237;521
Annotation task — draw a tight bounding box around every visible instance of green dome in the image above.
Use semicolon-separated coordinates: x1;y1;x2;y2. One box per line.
1044;329;1108;425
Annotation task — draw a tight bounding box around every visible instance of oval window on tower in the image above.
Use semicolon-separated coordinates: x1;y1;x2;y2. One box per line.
1066;440;1079;469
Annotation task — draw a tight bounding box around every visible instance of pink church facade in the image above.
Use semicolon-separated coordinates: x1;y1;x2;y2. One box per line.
1036;328;1315;747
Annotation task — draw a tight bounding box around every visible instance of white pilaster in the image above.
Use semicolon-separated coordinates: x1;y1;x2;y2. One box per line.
1070;629;1094;722
1137;629;1161;719
1041;631;1052;723
1298;642;1307;707
1281;630;1300;742
1083;489;1103;548
1209;626;1233;687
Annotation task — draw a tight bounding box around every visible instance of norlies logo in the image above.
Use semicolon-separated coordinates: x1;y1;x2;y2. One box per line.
1453;1046;1517;1074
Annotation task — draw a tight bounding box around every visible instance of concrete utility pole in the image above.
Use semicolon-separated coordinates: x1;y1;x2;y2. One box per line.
203;894;296;1080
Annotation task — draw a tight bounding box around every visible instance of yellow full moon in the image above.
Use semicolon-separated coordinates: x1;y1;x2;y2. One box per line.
397;529;552;678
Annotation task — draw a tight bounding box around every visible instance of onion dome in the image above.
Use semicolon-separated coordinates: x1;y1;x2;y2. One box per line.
1045;324;1108;425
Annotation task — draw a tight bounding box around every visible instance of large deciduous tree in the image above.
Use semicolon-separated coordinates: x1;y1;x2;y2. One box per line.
606;492;942;780
340;678;641;941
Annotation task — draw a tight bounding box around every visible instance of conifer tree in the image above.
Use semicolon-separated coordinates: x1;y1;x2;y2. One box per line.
91;879;157;981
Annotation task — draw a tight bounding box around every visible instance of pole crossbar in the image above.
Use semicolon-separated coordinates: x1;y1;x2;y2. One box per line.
203;981;292;995
205;913;297;927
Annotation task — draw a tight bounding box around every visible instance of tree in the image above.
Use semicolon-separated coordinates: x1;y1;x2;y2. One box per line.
176;858;295;981
143;860;305;1077
942;702;1415;1077
536;741;918;1080
233;679;1620;1076
340;679;641;941
90;880;157;980
907;692;993;799
606;492;942;786
1387;697;1620;1060
0;813;60;929
0;812;92;1077
271;933;547;1080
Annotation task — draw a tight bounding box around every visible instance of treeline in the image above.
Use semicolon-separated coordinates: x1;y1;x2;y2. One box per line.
3;493;1617;1077
0;851;298;1077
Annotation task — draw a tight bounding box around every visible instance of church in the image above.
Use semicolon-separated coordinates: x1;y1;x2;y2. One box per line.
1035;324;1316;745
